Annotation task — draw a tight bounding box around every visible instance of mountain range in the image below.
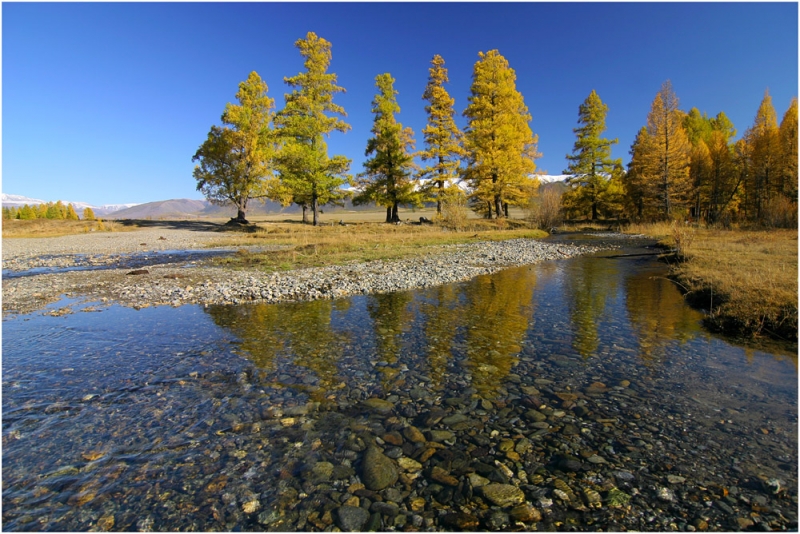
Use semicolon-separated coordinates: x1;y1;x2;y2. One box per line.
3;175;569;220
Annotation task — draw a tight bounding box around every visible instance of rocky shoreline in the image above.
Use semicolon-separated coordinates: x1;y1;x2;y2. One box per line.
3;229;613;316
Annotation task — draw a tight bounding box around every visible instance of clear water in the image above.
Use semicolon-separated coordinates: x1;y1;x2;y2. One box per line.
2;238;796;531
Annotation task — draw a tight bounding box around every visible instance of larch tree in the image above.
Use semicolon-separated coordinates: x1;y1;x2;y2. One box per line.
642;80;691;219
193;71;278;224
744;90;781;221
65;203;79;220
275;32;352;227
82;207;96;220
562;90;620;220
778;97;798;202
418;54;466;214
353;73;420;223
462;50;540;219
625;127;654;220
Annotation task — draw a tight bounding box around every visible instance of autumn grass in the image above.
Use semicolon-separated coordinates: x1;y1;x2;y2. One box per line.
2;218;131;238
625;222;798;341
212;217;548;271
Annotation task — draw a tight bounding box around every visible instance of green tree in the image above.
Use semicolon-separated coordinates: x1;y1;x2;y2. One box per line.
18;204;36;220
418;55;466;214
462;50;540;219
353;73;420;223
46;201;65;219
275;32;352;226
193;71;277;223
562;90;621;220
65;203;79;220
35;203;47;218
82;207;96;220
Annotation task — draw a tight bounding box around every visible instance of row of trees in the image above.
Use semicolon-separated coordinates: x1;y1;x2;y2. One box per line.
193;33;540;225
3;202;96;221
561;81;798;226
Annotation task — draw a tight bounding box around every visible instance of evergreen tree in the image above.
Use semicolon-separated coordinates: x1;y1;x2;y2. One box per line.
562;90;620;220
193;71;278;223
82;207;96;220
418;55;466;214
353;73;420;223
462;50;540;219
275;32;352;226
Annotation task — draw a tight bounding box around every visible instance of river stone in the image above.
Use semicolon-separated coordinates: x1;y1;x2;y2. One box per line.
667;474;686;484
310;461;335;482
362;398;394;415
440;512;480;529
587;454;607;464
430;466;459;486
510;504;542;522
479;484;526;507
441;414;469;426
559;457;583;472
397;457;422;472
403;425;426;443
468;473;490;488
524;410;548;422
336;505;370;531
362;447;398;491
428;430;455;443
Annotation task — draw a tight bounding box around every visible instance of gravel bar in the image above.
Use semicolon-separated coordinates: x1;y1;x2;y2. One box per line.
3;229;614;316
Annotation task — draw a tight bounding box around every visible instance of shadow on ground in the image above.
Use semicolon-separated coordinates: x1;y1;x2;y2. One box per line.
116;219;267;233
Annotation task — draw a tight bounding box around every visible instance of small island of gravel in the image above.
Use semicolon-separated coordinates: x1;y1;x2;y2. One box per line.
2;226;615;316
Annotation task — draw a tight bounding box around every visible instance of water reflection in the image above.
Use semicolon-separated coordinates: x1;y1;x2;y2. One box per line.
462;269;536;398
206;299;349;402
624;263;703;362
366;292;415;388
563;255;619;358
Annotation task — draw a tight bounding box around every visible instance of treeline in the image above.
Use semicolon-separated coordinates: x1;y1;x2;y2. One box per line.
3;202;96;221
193;32;797;228
562;81;798;227
193;33;539;225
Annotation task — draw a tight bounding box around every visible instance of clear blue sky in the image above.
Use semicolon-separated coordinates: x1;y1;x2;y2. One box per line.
3;2;797;206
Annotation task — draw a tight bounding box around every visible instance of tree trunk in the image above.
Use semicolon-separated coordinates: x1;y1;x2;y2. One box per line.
386;207;393;223
236;208;248;223
494;196;504;219
312;194;318;226
591;202;598;221
391;202;399;223
302;205;308;224
437;182;443;214
503;202;509;218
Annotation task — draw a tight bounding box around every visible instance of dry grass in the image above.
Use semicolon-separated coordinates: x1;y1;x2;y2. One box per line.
2;218;132;238
626;222;798;340
213;218;547;271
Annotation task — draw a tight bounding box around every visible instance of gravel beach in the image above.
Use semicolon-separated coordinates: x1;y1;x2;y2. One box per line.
2;227;611;316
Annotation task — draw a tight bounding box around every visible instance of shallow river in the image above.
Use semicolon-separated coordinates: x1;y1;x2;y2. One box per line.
2;235;797;531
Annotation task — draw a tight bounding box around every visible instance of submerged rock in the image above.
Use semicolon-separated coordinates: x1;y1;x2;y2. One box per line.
361;447;398;491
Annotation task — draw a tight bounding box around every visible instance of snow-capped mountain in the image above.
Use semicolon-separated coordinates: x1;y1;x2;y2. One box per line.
1;194;140;216
537;174;571;184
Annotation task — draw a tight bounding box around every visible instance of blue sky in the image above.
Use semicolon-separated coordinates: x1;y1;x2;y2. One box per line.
3;2;797;206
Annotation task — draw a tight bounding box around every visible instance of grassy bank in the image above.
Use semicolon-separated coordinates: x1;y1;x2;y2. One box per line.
2;218;129;238
627;222;798;341
211;218;548;271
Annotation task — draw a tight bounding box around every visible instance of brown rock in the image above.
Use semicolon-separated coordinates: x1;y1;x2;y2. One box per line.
509;504;542;522
383;431;403;446
403;425;426;443
430;466;459;486
440;512;480;529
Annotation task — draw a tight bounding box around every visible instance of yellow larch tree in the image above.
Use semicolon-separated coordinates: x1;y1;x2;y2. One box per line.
462;50;540;219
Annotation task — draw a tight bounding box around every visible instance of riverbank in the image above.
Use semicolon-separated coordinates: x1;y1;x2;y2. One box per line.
624;223;798;342
2;226;615;316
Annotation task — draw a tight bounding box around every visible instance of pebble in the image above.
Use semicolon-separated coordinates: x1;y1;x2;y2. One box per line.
361;447;398;491
479;484;526;507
